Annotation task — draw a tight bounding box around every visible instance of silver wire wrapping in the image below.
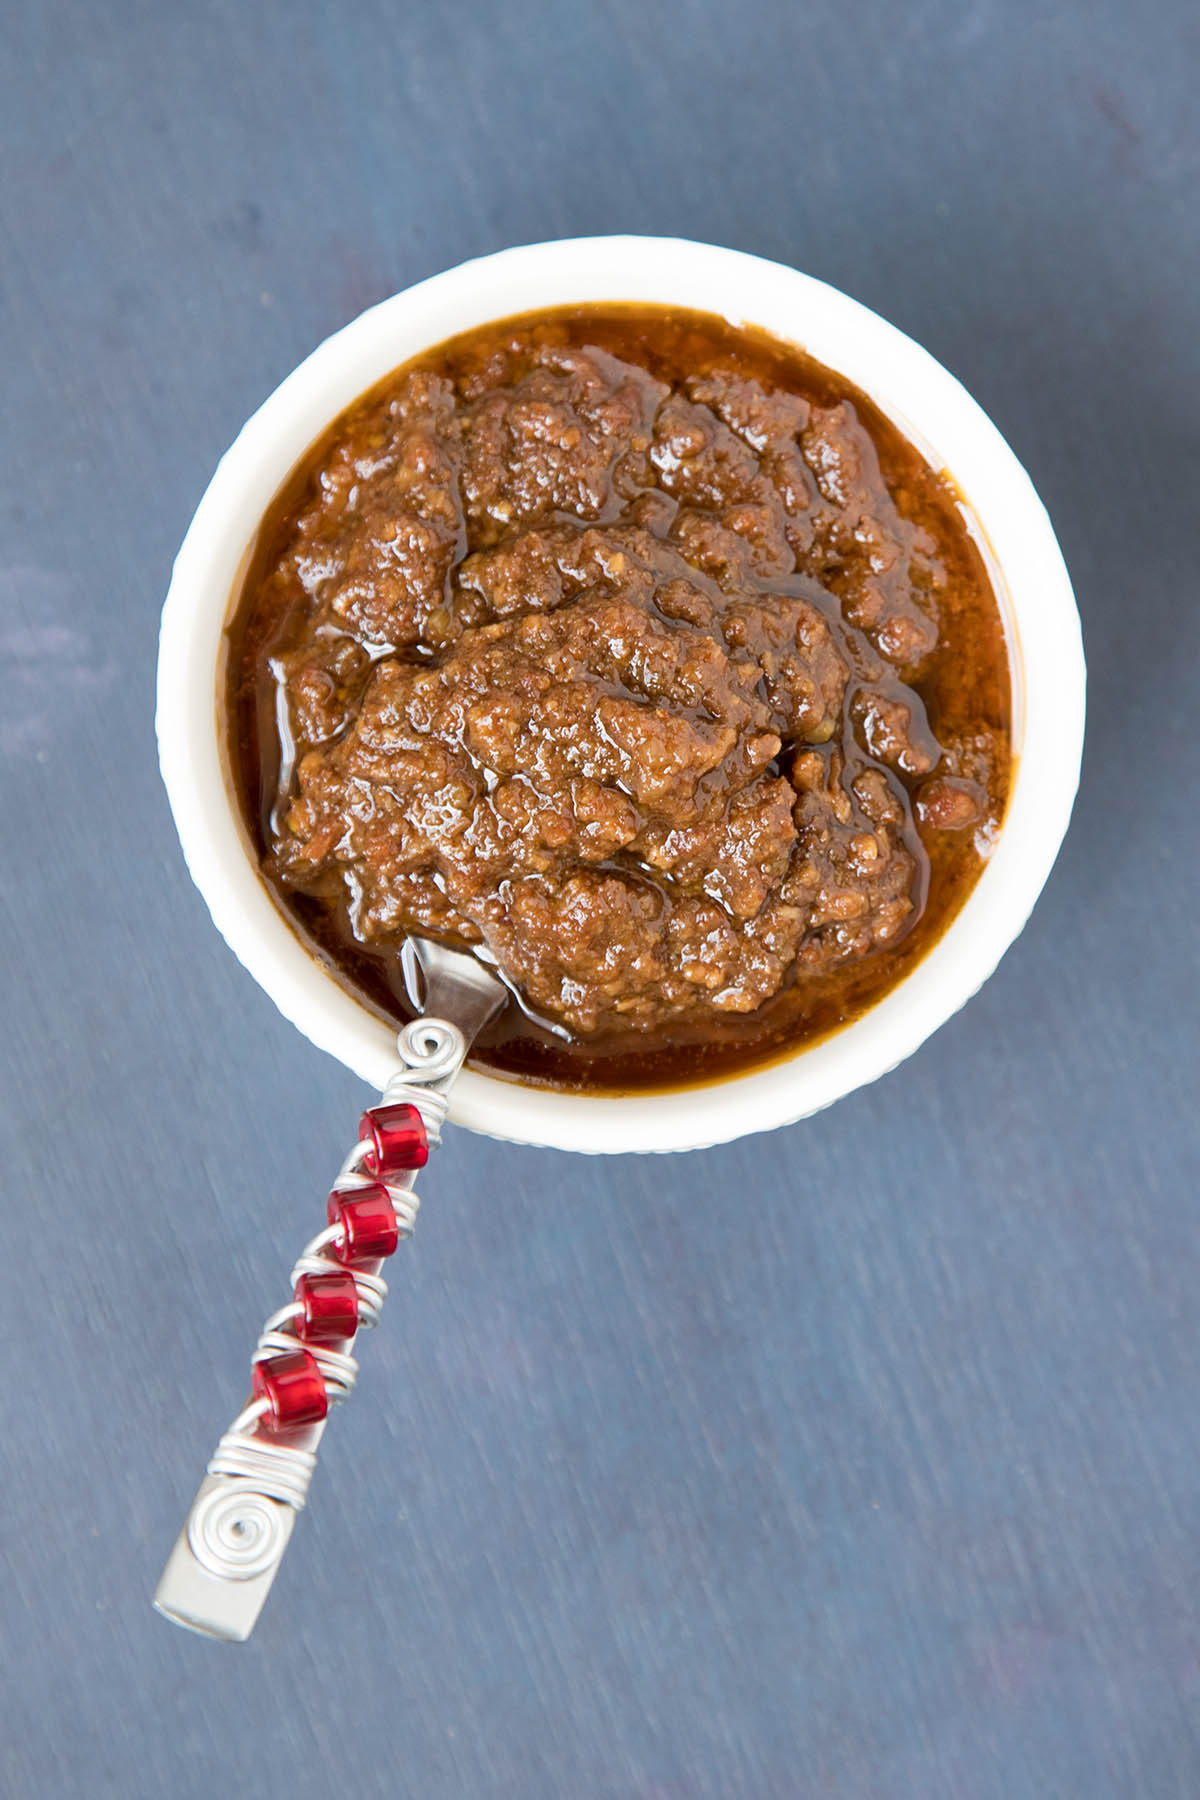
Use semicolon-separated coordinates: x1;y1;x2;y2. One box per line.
195;1018;467;1524
379;1017;462;1144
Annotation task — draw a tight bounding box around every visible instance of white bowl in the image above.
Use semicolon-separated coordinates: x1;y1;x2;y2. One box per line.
157;236;1085;1155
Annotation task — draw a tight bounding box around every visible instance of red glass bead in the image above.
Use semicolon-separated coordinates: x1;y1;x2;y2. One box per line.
327;1183;399;1264
252;1350;328;1430
293;1272;360;1344
358;1102;428;1177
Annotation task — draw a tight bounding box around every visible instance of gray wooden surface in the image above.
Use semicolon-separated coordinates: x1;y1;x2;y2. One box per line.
3;2;1198;1794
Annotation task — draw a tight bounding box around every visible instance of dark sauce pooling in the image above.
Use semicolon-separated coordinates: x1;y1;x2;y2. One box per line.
225;306;1012;1093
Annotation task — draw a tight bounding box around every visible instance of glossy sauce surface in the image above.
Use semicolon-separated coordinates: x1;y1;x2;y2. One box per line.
225;306;1012;1092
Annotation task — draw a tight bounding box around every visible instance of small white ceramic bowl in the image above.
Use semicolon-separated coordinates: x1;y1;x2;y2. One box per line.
157;236;1085;1155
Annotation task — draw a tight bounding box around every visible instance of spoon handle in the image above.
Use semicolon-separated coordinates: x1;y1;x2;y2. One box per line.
153;942;506;1640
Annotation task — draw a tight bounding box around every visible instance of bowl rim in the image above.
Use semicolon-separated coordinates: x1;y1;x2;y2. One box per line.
157;234;1085;1154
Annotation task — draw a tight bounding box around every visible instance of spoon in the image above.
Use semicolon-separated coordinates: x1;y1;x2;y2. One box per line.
153;938;506;1641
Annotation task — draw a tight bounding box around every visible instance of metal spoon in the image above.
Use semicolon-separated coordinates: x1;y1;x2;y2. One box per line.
153;938;506;1641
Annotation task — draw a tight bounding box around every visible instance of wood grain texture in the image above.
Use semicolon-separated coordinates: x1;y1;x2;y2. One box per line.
2;1;1198;1793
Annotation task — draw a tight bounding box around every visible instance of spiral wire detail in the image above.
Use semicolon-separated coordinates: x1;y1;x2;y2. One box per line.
194;1019;465;1549
188;1485;291;1582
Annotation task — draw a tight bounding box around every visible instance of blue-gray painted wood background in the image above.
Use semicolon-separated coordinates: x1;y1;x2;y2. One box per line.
2;2;1198;1794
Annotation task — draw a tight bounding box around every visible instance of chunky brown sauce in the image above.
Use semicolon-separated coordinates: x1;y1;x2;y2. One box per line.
225;305;1012;1092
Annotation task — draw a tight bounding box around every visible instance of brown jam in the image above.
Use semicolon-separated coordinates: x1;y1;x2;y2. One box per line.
224;305;1012;1093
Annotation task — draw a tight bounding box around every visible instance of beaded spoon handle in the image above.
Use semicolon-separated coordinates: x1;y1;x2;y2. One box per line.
153;939;506;1641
